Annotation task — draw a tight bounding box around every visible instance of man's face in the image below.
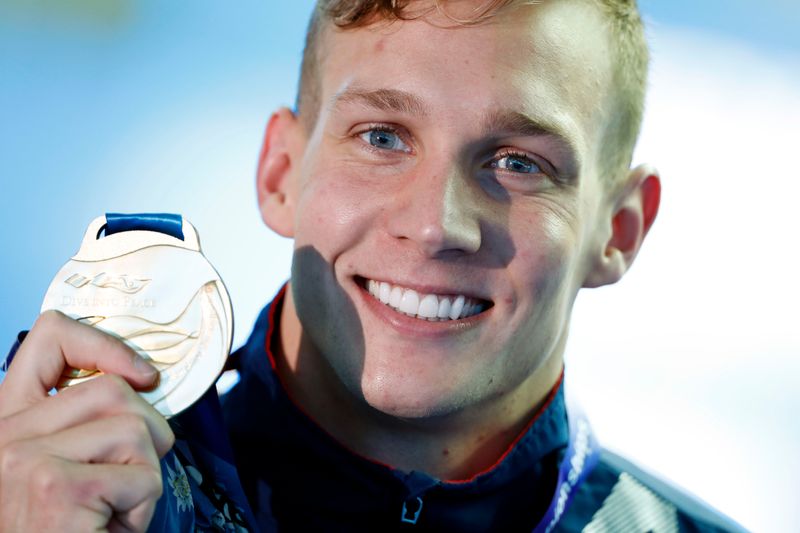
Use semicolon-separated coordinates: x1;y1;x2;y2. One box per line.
276;0;620;418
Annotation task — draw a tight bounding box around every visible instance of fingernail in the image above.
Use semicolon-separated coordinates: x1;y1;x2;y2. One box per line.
134;354;159;378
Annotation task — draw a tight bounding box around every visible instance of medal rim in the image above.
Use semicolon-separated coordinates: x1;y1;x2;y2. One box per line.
41;215;233;418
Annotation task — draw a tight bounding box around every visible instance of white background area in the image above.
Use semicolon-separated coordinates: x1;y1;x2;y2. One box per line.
0;3;797;532
568;27;800;533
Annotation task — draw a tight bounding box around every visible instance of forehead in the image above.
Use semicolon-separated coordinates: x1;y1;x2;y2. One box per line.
316;0;614;161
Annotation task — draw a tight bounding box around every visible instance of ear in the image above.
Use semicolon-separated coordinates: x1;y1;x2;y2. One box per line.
583;164;661;288
256;107;304;238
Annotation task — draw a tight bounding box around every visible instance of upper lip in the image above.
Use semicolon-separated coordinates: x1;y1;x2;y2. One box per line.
354;275;493;304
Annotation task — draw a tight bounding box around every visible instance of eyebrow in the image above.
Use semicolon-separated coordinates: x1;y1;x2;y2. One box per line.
482;109;578;156
481;109;581;175
332;88;572;149
332;87;429;117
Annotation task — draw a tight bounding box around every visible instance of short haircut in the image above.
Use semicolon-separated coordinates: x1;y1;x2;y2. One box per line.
296;0;649;182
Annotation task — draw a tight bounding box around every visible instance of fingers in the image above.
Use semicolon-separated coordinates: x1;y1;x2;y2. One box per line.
80;462;163;533
36;415;161;468
0;311;175;533
0;454;162;533
0;375;174;457
0;413;167;533
0;310;158;414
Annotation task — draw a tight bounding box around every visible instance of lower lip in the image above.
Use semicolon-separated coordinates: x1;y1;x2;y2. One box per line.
355;280;489;338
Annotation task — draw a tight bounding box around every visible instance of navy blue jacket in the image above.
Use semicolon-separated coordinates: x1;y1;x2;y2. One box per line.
212;289;745;532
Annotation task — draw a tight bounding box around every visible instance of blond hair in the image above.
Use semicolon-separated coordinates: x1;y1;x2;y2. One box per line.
296;0;649;180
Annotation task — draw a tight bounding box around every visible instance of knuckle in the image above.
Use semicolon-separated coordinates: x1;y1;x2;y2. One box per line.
33;309;65;331
30;459;66;499
118;414;153;449
72;476;104;506
102;414;164;470
0;440;33;476
147;467;164;498
120;413;150;435
94;374;134;405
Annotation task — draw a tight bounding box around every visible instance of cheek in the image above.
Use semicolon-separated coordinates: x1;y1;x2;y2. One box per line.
499;210;577;367
293;163;380;253
511;206;578;293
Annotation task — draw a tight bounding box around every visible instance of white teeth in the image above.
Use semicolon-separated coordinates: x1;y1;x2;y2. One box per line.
449;295;465;320
418;294;439;319
437;297;451;319
399;289;420;315
379;282;391;304
464;302;475;319
364;279;486;321
389;286;403;308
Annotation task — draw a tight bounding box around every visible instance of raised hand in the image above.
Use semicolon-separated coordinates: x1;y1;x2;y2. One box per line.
0;310;175;532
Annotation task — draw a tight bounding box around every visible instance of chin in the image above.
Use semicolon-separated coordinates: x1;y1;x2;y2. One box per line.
356;369;475;420
364;396;461;420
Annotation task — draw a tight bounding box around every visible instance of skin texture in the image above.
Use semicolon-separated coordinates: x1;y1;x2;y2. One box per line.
258;0;660;479
0;311;175;532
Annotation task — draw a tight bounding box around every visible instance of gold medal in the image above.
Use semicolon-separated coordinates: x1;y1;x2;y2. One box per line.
41;215;233;417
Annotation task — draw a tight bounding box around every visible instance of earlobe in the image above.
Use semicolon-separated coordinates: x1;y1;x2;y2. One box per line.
256;107;302;238
583;164;661;288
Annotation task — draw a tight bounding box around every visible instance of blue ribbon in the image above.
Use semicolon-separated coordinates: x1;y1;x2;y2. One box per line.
532;408;600;533
1;330;28;372
104;213;184;240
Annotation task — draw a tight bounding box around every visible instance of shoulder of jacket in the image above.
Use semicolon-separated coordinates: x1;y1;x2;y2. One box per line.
582;448;749;533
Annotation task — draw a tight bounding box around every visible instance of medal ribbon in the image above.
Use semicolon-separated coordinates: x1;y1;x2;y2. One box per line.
1;330;27;373
532;406;600;533
104;212;184;240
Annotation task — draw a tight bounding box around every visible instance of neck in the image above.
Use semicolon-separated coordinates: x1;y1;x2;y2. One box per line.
275;284;565;480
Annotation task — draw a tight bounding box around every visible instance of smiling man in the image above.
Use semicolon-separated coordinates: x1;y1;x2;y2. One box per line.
0;0;746;531
256;0;629;480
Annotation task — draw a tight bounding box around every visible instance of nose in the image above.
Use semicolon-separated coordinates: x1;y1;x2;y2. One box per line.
386;166;482;258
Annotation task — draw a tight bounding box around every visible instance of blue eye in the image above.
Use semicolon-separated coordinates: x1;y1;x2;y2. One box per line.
493;152;541;174
359;128;410;152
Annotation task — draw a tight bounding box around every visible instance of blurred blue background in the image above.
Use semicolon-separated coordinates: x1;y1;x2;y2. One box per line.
1;1;798;531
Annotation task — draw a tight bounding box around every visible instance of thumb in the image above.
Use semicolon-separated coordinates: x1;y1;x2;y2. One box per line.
0;310;158;415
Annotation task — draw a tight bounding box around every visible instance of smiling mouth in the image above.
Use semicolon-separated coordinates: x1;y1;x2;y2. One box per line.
357;277;492;322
